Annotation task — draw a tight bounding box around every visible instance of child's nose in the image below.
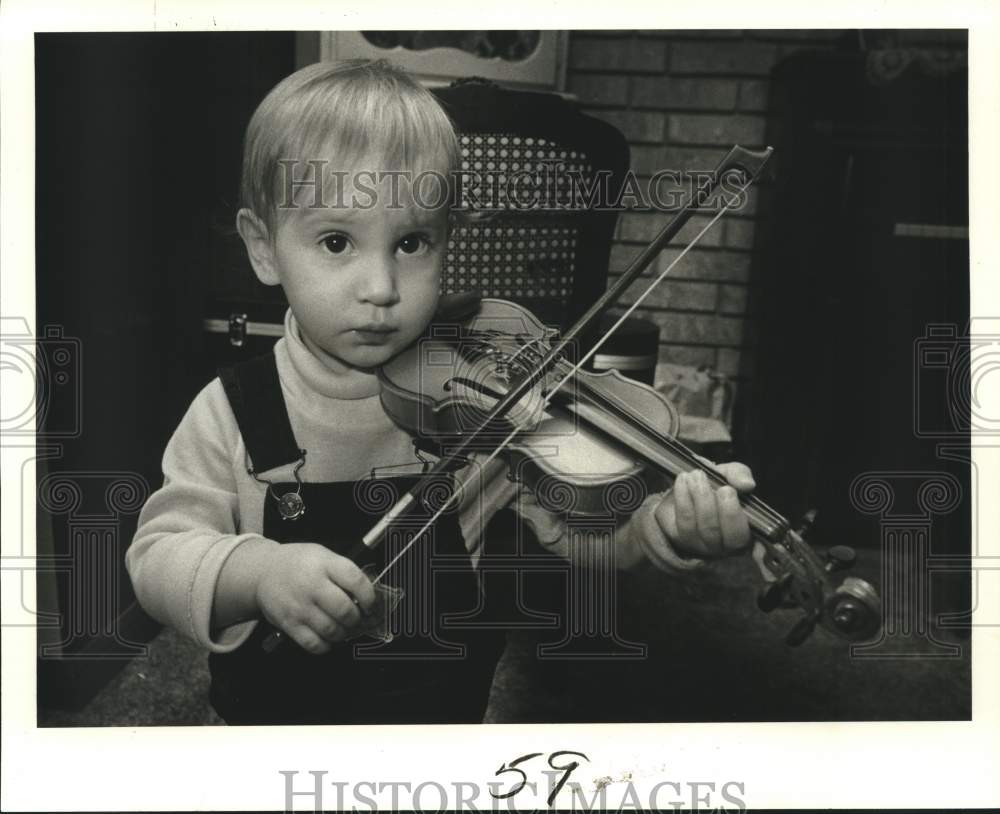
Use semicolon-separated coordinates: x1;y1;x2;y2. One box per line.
357;255;399;306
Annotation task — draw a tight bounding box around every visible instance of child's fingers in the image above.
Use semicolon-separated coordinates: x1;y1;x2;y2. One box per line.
671;471;698;544
692;453;722;473
302;604;349;644
651;489;680;545
714;461;756;493
312;581;365;630
287;623;332;655
655;471;752;559
690;455;756;494
716;485;751;553
688;470;723;554
323;555;377;613
752;541;777;582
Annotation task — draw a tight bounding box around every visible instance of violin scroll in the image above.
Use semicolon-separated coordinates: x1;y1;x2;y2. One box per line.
826;576;881;640
755;519;881;646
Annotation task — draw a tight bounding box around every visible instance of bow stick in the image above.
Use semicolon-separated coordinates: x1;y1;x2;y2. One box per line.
261;145;772;651
359;145;773;568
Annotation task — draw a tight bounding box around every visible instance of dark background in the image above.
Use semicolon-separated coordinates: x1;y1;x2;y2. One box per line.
35;32;297;707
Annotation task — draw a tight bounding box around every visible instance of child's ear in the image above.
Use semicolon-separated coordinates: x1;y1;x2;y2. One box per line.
236;209;280;286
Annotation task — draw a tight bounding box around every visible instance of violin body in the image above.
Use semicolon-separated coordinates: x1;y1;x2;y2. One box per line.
379;298;680;515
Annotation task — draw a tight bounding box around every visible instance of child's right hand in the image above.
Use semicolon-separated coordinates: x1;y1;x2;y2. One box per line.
255;543;378;654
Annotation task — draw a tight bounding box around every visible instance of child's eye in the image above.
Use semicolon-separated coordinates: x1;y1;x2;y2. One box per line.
397;233;431;256
321;234;350;254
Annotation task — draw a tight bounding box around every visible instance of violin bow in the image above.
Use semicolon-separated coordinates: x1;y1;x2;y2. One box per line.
264;145;880;650
353;146;773;561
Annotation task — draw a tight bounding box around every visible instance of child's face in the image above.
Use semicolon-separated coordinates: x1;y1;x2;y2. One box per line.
261;172;449;373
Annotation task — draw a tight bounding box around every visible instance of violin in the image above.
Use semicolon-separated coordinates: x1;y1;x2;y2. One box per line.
378;296;881;646
262;144;881;651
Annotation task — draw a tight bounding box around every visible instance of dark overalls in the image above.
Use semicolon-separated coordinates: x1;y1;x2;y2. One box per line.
207;352;506;725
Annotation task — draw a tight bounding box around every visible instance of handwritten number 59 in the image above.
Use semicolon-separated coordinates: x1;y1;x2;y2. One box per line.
490;750;590;805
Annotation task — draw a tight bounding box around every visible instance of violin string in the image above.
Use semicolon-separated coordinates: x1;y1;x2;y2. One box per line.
554;364;788;533
537;175;790;531
552;186;741;393
373;421;530;584
373;174;763;585
374;352;555;582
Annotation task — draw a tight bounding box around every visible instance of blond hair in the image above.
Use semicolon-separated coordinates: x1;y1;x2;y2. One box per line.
240;58;461;232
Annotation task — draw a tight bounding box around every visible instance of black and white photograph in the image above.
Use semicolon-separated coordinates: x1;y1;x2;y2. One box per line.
2;1;998;811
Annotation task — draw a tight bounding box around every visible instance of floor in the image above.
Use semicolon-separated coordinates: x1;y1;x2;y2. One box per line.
38;546;971;726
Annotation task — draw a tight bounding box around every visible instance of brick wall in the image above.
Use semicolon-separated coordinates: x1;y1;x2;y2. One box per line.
565;29;966;391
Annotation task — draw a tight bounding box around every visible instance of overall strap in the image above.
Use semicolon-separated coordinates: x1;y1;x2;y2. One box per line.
218;351;302;473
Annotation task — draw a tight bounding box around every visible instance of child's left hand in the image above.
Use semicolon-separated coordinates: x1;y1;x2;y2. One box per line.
649;463;756;560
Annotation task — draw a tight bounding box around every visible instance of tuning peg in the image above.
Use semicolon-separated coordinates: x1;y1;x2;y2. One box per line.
825;545;857;572
757;571;792;612
785;610;820;646
795;508;818;536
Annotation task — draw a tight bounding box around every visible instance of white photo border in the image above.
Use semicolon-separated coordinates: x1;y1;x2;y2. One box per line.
2;0;998;810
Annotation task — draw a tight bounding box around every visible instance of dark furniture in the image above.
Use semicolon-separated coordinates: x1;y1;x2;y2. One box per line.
740;48;971;642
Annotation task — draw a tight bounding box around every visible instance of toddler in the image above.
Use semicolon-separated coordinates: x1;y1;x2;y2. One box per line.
126;59;757;725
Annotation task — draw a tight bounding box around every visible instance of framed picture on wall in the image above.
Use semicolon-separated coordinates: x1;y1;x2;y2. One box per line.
296;30;569;91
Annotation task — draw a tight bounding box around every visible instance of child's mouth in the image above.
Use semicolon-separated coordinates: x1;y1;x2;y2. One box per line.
352;326;396;344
